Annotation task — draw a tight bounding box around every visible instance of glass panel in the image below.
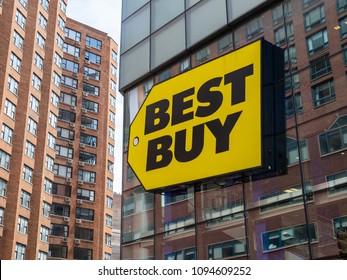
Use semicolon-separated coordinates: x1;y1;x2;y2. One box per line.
151;0;185;32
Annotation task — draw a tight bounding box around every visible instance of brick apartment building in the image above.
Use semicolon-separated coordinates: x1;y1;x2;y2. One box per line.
0;0;119;260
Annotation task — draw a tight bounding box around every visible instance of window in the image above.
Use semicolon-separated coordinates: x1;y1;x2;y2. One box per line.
307;29;328;55
337;0;347;13
285;93;303;118
48;112;57;128
51;203;70;217
22;165;33;183
57;15;65;31
312;79;335;107
0;149;10;170
51;91;60;107
246;17;263;39
44;178;53;194
108;160;114;174
109;110;115;123
76;207;94;221
42;201;51;217
8;75;19;95
45;155;54;171
30;95;40;113
85;51;101;64
81;116;98;130
62;59;78;73
304;5;325;31
110;95;116;107
20;190;31;208
52;183;71;197
287;137;309;165
302;0;319;9
108;127;115;140
104;253;111;260
218;33;233;52
107;178;113;191
106;196;113;208
75;227;93;240
106;214;112;227
86;36;102;50
63;43;80;57
58;109;76;123
110;79;117;92
41;0;49;11
105;233;112;246
0;208;5;225
79;151;97;164
4;99;16;119
54;52;62;68
36;32;45;50
310;55;331;80
49;245;67;259
38;251;47;260
108;143;114;155
19;0;28;9
64;27;81;42
0;178;7;197
78;169;96;183
111;64;117;76
27;117;37;135
164;248;196;260
196;47;210;64
77;188;95;202
13;30;24;50
10;52;21;72
82;99;98;113
80;133;97;147
15;9;26;29
1;124;13;144
284;70;300;92
34;52;44;70
40;226;49;242
84;66;100;80
319;115;347;155
56;33;64;49
61;75;78;88
32;73;42;91
179;58;190;73
14;243;26;260
25;141;35;158
262;223;317;251
272;1;292;24
38;13;47;30
57;126;74;140
274;22;294;45
111;49;117;62
60;92;76;106
55;145;73;158
83;82;99;96
47;133;56;149
333;215;347;235
50;224;68;237
53;71;61;87
74;248;93;260
339;16;347;39
208;239;246;259
53;164;72;178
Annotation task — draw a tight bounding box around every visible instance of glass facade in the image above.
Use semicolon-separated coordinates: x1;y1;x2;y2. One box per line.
121;0;347;260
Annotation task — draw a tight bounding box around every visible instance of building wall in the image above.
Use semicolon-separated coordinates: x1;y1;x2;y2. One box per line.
120;0;347;260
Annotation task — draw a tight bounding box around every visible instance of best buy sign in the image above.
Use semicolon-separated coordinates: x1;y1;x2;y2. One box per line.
128;39;285;191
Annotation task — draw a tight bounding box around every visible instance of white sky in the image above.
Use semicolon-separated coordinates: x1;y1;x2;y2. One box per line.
67;0;123;193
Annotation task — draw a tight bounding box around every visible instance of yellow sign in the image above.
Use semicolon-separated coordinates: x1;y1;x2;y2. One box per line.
128;40;283;191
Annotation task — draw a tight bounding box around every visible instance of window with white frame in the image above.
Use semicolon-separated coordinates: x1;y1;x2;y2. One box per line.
53;71;61;87
327;170;347;194
30;95;40;113
51;91;60;107
64;27;81;42
55;145;73;158
10;52;21;72
53;164;72;178
8;75;19;95
25;140;35;159
15;9;26;29
105;233;112;246
1;124;13;144
77;188;95;202
0;208;4;225
108;160;114;174
84;66;100;80
107;178;113;191
82;99;98;113
108;127;115;140
54;52;62;68
20;190;31;208
106;196;113;208
63;43;80;57
80;133;97;147
81;116;98;130
109;110;115;123
60;0;67;14
44;178;53;194
32;73;42;91
57;126;74;140
22;165;33;184
110;79;117;92
104;253;111;260
47;133;56;149
56;33;64;49
0;149;10;170
60;92;76;106
57;15;65;31
307;28;328;55
38;13;47;30
106;214;112;227
86;36;102;50
40;225;49;242
45;155;54;171
38;251;47;260
19;0;28;9
111;49;117;62
110;95;116;107
14;243;26;260
0;178;7;197
36;32;45;50
61;75;78;88
18;216;28;234
108;143;114;155
27;118;37;135
62;58;78;73
304;4;325;31
78;169;96;183
42;201;51;218
49;111;57;128
34;52;44;70
111;64;117;76
85;51;101;64
13;30;24;50
4;99;16;119
83;82;99;96
40;0;49;11
246;17;263;39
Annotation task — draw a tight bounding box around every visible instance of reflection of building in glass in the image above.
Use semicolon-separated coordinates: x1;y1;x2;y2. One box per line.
120;0;347;260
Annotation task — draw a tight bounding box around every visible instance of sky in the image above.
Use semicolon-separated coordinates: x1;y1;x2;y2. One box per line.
67;0;123;193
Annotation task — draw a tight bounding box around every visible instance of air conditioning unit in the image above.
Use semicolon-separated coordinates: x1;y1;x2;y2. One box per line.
78;180;83;185
78;161;85;166
82;108;87;113
65;197;71;202
85;60;90;64
63;217;70;222
70;123;75;128
73;72;78;77
84;76;89;80
77;199;82;204
80;143;86;148
75;41;80;45
86;45;91;49
66;178;72;183
67;159;73;164
82;92;88;97
81;125;86;131
74;56;79;61
75;238;81;244
72;89;77;94
62;237;68;243
71;106;76;111
76;219;82;224
68;140;74;146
